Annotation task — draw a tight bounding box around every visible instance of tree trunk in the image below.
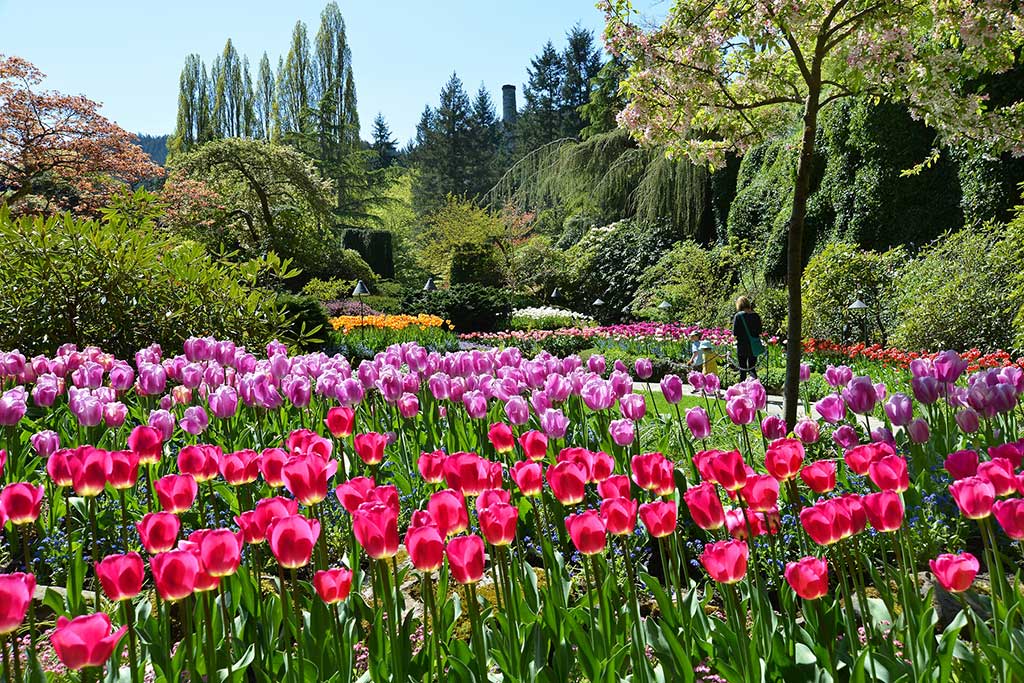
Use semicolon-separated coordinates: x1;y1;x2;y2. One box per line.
783;88;822;429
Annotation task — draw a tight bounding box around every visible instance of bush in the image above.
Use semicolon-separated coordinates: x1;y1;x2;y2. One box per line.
277;293;330;344
0;208;293;357
450;242;505;285
405;284;511;333
341;228;394;278
631;241;729;325
892;226;1015;352
802;241;905;344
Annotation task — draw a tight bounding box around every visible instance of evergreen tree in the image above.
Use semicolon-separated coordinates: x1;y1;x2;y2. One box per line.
559;26;603;138
580;58;626;139
254;53;274;139
412;73;474;214
212;38;246;138
313;2;357;157
277;21;315;140
371;113;398;169
170;54;212;156
517;41;566;153
467;84;501;196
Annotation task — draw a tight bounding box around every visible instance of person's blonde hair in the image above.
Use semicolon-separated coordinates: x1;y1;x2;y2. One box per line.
735;296;752;311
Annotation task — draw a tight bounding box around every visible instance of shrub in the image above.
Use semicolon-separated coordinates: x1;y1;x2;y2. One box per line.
892;226;1015;352
450;242;505;285
509;307;593;332
631;241;728;325
341;228;394;278
277;293;330;344
0;208;293;357
802;241;905;344
405;284;511;333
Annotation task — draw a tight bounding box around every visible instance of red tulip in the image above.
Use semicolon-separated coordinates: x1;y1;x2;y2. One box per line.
765;438;805;482
800;500;850;546
443;452;494;496
325;406;355;438
252;496;300;541
259;447;289;487
95;553;145;601
267;514;321;568
418;450;446;484
479;502;518;546
0;482;44;524
863;491;904;532
428;489;469;538
352;501;399;560
566;510;607;555
837;494;867;537
701;539;748;584
488;423;515;453
154;474;198;513
784;556;828;600
0;572;35;635
235;511;263;544
844;442;893;476
518;430;548;461
446;534;486;584
978;458;1017;496
800;461;837;494
639;500;677;538
335;476;377;513
282;454;338;505
72;447;110;497
944;450;979;481
197;528;245;577
219;449;260;485
47;449;78;487
354;432;387;466
707;450;747;492
314;568;353;604
929;552;979;593
988;442;1024;469
631;452;675;495
600;497;637;536
598;474;631;500
547;460;587;505
510;461;543;497
136;512;180;554
476;488;511;512
993;499;1024;540
684;482;726;530
107;449;140;490
177;444;220;483
405;524;445;571
591;451;615;482
127;425;163;465
949;476;995;519
50;613;127;670
181;532;221;593
740;474;779;512
286;429;333;460
868;455;909;493
150;549;199;601
725;508;771;540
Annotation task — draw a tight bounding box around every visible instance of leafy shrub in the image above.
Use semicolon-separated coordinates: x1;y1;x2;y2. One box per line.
302;278;357;302
450;242;505;285
631;241;729;325
892;226;1015;352
341;228;394;278
405;284;511;333
802;241;905;344
0;208;293;357
277;293;329;344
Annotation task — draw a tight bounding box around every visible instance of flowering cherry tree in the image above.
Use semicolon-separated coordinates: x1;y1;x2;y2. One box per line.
0;55;162;214
601;0;1024;427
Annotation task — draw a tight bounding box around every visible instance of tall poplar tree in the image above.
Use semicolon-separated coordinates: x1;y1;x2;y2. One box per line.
170;54;212;156
254;53;274;140
212;39;246;138
277;21;315;140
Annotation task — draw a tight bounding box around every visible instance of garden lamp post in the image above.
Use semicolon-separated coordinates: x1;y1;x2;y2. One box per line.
423;277;437;292
353;279;370;340
550;287;561;303
849;297;869;346
658;300;672;322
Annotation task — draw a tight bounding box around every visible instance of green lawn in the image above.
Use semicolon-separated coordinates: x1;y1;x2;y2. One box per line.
637;384;721;416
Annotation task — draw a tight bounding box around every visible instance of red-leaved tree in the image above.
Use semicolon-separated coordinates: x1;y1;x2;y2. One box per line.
0;55;163;214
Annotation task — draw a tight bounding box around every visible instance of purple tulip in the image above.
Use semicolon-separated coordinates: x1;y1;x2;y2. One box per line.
0;350;26;377
760;415;787;440
108;361;135;392
814;394;846;424
588;354;606;375
398;393;420;419
703;374;721;394
582;379;615;411
340;377;364;407
149;409;176;441
180;405;209;435
609;418;636;446
842;376;878;415
137;363;167;396
620;393;646;421
906;418;930;444
909;358;932;378
504;396;530;425
883;393;913;427
208;385;238;419
799;363;811;382
377;368;403;403
955;408;980;434
824;365;853;388
610;371;633;398
832;424;859;449
613;359;628;374
545;374;572;403
69;389;102;427
870;426;895;446
530;389;551;415
687;371;706;391
933;350;968;384
463;390;488;420
873;382;887;402
428;373;451;400
726;396;755;426
31;374;61;408
0;386;28;425
911;376;940;405
180;363;204;389
794;419;820;444
71;361;104;389
686;406;711;440
284;376;312;408
540;408;569;439
30;430;60;458
634;358;653;380
990;383;1017;415
660;375;684;405
103;401;128;428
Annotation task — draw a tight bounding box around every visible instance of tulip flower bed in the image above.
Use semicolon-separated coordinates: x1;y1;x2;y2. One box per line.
0;341;1023;682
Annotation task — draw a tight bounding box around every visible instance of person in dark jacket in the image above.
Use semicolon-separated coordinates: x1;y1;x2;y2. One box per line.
732;296;763;381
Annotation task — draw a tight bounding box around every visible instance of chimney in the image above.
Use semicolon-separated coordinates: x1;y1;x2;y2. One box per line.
501;84;517;128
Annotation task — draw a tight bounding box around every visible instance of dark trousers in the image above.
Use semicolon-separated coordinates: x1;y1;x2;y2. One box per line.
738;352;757;381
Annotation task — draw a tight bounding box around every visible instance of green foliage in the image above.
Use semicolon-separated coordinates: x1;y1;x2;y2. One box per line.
302;277;355;302
0;207;294;358
340;229;394;279
405;284;511;333
276;293;329;343
892;226;1015;352
802;241;905;344
510;235;567;298
417;196;507;281
449;242;504;285
631;240;728;326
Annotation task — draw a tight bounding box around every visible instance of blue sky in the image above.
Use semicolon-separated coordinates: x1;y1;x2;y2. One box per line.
0;0;663;145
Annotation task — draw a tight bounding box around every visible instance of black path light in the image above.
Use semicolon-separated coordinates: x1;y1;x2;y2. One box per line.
849;295;869;345
423;277;437;292
353;280;370;338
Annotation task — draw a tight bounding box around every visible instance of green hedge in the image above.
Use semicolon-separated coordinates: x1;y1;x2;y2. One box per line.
341;228;395;279
405;284;511;333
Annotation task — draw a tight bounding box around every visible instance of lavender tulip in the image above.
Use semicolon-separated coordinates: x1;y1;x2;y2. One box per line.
832;424;859;449
504;396;530;425
686;406;711;440
620;393;646;421
726;396;755;426
30;430;60;458
760;415;787;440
208;385;239;419
794;419;820;444
911;376;940;405
540;408;569;439
609;418;636;446
842;376;878;415
149;409;176;441
634;358;654;380
955;408;980;433
906;418;930;444
0;386;28;425
660;374;684;404
814;394;846;424
884;393;914;426
933;350;968;384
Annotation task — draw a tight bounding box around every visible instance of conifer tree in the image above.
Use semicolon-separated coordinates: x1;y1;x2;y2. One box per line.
467;84;501;196
170;54;212;156
517;41;566;153
411;73;474;214
559;26;602;138
371;113;398;169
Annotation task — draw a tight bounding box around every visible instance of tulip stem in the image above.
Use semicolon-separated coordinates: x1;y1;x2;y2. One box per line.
17;524;37;653
88;497;101;594
580;554;599;654
182;596;199;683
275;564;294;681
118;489;131;554
619;537;648;683
464;584;487;674
290;569;306;683
330;602;347;678
390;557;405;683
1;635;12;683
64;487;80;615
120;601;140;683
202;591;218;679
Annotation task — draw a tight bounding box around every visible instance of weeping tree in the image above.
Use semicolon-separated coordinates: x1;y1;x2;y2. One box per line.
604;0;1024;428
